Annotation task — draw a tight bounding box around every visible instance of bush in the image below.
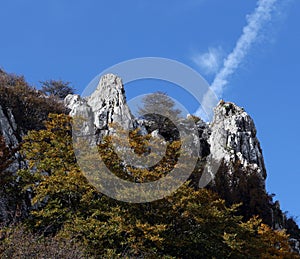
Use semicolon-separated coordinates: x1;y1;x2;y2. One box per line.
0;224;87;258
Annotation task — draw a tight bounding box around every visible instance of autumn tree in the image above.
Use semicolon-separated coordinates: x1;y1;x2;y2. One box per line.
0;70;67;132
18;114;102;234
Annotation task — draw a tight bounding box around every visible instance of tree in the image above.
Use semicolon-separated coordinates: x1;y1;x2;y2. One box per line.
137;92;183;141
224;216;298;258
0;71;67;132
40;80;75;99
18;114;101;234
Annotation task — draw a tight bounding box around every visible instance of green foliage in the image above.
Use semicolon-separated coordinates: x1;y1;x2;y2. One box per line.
40;79;75;99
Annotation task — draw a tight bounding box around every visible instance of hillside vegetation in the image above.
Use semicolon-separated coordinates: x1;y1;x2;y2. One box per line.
0;70;299;258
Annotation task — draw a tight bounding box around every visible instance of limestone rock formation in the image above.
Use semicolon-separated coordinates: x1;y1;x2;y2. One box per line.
209;100;266;183
66;75;266;189
65;74;135;143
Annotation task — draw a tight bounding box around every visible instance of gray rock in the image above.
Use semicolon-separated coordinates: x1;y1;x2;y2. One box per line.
0;105;19;148
88;74;134;130
65;74;135;143
0;104;25;172
208;100;266;184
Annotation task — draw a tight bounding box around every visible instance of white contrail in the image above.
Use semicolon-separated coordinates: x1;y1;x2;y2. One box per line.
196;0;277;118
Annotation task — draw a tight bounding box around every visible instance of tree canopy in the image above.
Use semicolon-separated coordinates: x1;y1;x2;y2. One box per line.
11;114;299;258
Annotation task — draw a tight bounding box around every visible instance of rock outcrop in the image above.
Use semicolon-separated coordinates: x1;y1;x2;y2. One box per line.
65;74;135;143
66;74;268;197
66;75;266;189
0;104;24;172
209;100;266;184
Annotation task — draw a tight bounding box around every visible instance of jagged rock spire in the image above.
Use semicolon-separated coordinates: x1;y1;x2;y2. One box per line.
209;100;266;181
65;74;135;142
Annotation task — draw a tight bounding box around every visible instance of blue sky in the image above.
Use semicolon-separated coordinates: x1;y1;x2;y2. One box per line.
0;0;299;220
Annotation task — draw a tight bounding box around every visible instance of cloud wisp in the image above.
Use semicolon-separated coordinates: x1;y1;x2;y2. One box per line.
192;47;223;75
196;0;278;118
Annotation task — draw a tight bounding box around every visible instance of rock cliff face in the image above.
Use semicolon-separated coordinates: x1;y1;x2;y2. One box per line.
0;105;20;148
0;104;27;224
0;104;24;172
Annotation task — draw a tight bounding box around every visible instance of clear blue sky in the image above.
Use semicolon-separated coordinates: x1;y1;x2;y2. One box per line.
0;0;299;220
